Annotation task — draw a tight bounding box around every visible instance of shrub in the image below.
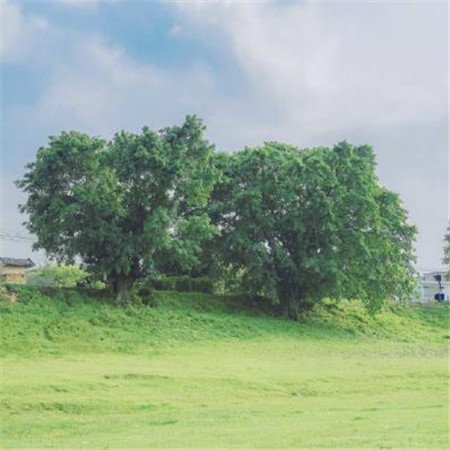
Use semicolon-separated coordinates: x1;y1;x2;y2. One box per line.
26;265;86;288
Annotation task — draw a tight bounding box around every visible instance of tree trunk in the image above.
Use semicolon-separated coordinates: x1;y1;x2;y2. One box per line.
113;276;135;306
278;277;302;321
281;297;300;321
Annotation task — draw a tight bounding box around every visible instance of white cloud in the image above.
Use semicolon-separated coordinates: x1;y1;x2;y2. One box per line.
1;0;48;62
5;23;218;144
30;35;216;137
168;23;187;38
53;0;100;11
172;1;447;134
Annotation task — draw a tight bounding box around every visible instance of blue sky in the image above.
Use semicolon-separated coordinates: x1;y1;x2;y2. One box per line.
1;0;448;269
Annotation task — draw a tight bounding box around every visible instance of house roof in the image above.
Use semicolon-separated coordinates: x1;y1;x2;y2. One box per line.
0;257;35;268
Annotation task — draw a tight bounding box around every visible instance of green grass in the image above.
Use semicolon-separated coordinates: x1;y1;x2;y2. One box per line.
1;285;449;449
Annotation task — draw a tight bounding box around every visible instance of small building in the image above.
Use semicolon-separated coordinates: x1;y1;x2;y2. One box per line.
0;257;35;284
413;270;449;303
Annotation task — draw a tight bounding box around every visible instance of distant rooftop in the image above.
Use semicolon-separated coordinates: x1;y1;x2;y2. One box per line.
0;257;35;268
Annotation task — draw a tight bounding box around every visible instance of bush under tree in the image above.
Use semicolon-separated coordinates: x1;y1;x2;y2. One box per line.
26;264;87;288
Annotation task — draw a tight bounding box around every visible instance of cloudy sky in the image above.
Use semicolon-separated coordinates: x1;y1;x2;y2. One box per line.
1;0;448;269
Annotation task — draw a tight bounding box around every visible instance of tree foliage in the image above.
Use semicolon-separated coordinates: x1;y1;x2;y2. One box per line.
210;142;416;319
17;116;216;304
18;116;417;315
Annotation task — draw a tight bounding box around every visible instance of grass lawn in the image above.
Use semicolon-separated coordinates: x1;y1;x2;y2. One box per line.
1;286;449;449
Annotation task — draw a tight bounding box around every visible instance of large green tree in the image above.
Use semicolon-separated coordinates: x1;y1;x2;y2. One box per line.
210;142;416;319
17;116;216;304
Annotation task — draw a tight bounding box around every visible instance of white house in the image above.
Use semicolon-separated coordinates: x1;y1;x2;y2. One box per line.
413;270;449;303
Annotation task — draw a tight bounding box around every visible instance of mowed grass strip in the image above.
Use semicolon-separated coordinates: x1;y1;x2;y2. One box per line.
1;286;449;449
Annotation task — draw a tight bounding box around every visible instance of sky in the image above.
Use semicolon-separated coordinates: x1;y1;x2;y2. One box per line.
1;0;448;270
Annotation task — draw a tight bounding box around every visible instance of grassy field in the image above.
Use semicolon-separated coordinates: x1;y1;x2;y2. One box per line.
1;286;449;449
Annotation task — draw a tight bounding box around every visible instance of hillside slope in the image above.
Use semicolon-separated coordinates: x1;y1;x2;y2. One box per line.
1;285;449;449
1;285;448;356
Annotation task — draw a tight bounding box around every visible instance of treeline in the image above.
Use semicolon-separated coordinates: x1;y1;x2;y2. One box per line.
17;116;416;319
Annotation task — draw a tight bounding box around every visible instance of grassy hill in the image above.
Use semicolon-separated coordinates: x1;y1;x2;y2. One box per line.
1;285;449;449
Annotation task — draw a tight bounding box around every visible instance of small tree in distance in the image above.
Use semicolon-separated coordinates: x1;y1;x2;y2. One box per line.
443;223;450;277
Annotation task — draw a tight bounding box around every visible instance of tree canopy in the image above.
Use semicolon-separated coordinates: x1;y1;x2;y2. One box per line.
18;118;417;315
17;116;216;304
209;142;416;319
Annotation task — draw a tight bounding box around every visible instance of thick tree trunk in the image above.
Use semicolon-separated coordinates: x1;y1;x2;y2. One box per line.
111;275;135;306
281;297;300;321
277;278;301;321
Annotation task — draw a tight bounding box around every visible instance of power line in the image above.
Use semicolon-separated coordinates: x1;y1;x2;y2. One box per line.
0;232;36;242
2;236;34;240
